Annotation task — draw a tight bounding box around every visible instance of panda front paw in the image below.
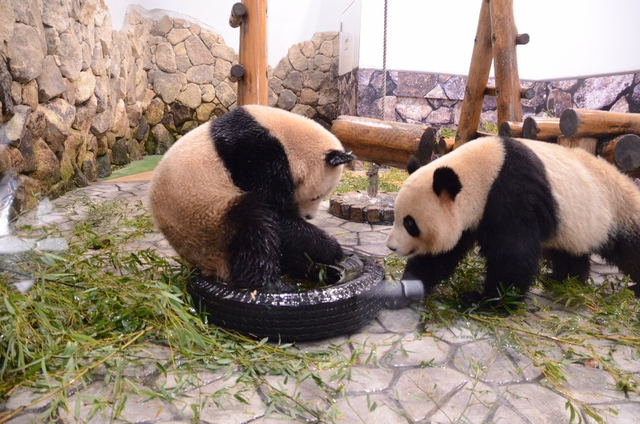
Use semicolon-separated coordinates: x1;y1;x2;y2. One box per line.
263;279;296;293
458;291;487;307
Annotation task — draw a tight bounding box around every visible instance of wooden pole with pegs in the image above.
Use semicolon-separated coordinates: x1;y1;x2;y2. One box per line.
455;0;528;148
229;1;268;106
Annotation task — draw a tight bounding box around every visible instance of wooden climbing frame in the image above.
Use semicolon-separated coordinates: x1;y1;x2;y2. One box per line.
455;0;528;148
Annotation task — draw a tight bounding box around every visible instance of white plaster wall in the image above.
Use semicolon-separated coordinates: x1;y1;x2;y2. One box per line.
105;0;640;80
358;0;640;80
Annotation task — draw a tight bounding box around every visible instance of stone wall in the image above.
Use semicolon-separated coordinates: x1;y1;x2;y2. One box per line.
342;69;640;133
0;2;340;216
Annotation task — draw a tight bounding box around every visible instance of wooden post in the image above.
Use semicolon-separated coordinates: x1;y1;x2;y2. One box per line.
600;134;640;172
490;0;523;126
366;163;380;197
455;0;493;148
557;136;598;155
331;116;432;169
235;0;268;106
560;109;640;138
522;117;562;141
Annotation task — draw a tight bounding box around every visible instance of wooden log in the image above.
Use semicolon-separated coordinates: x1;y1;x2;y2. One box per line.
366;163;380;197
489;0;523;126
229;2;247;28
557;135;598;155
484;85;534;100
516;33;530;45
560;108;640;138
436;137;455;155
229;64;245;83
499;120;523;137
455;0;493;148
599;134;640;173
416;127;435;165
237;0;268;106
522;117;562;141
331;115;432;169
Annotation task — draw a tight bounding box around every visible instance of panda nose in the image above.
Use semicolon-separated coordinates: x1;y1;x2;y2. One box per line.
305;215;312;220
387;245;396;252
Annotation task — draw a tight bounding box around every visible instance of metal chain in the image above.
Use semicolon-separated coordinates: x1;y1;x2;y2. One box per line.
382;0;388;120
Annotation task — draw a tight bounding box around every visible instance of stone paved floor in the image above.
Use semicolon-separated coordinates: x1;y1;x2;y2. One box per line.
2;180;640;423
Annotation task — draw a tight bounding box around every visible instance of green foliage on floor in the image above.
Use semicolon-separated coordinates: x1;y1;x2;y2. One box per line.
1;195;639;423
101;155;163;180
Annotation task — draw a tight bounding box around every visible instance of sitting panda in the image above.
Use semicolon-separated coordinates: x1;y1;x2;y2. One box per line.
386;135;640;304
150;105;354;291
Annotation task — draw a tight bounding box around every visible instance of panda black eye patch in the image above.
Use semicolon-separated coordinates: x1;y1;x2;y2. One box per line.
403;216;420;237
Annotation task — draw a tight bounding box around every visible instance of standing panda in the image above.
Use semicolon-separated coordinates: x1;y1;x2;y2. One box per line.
150;105;354;291
386;135;640;304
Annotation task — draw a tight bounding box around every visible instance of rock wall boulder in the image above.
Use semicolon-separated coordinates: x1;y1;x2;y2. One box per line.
345;69;640;135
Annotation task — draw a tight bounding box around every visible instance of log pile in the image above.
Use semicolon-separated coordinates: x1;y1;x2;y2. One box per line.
514;109;640;176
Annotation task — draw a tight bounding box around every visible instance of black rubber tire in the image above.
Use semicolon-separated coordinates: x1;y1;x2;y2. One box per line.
187;254;385;342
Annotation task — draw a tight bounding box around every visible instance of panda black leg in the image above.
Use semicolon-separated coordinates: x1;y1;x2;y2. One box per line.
547;249;591;283
598;231;640;297
278;215;344;280
402;231;475;296
226;194;288;291
468;236;541;306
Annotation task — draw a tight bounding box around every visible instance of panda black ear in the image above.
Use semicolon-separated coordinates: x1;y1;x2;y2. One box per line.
407;156;421;175
325;150;356;166
432;166;462;200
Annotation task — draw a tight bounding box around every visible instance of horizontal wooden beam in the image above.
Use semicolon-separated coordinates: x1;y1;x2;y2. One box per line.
331;115;433;169
229;2;247;28
522;116;562;141
484;85;534;100
600;133;640;173
560;109;640;138
499;120;523;137
229;64;245;82
516;33;530;45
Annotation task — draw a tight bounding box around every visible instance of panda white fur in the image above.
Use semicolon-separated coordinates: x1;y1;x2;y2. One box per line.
150;105;354;290
386;135;640;303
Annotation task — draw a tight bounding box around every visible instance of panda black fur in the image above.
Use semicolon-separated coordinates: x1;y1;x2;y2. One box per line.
386;135;640;303
150;105;354;290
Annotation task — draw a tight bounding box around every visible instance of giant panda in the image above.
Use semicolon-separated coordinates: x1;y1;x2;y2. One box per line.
150;105;354;291
386;135;640;304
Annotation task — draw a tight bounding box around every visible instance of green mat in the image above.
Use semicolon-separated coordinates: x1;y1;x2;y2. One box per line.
101;155;163;180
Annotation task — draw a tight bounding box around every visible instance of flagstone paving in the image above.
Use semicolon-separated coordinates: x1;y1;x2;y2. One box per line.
2;180;639;423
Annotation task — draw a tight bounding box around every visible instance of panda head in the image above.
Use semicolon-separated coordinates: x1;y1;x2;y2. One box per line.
293;148;354;219
245;105;355;219
386;160;464;257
